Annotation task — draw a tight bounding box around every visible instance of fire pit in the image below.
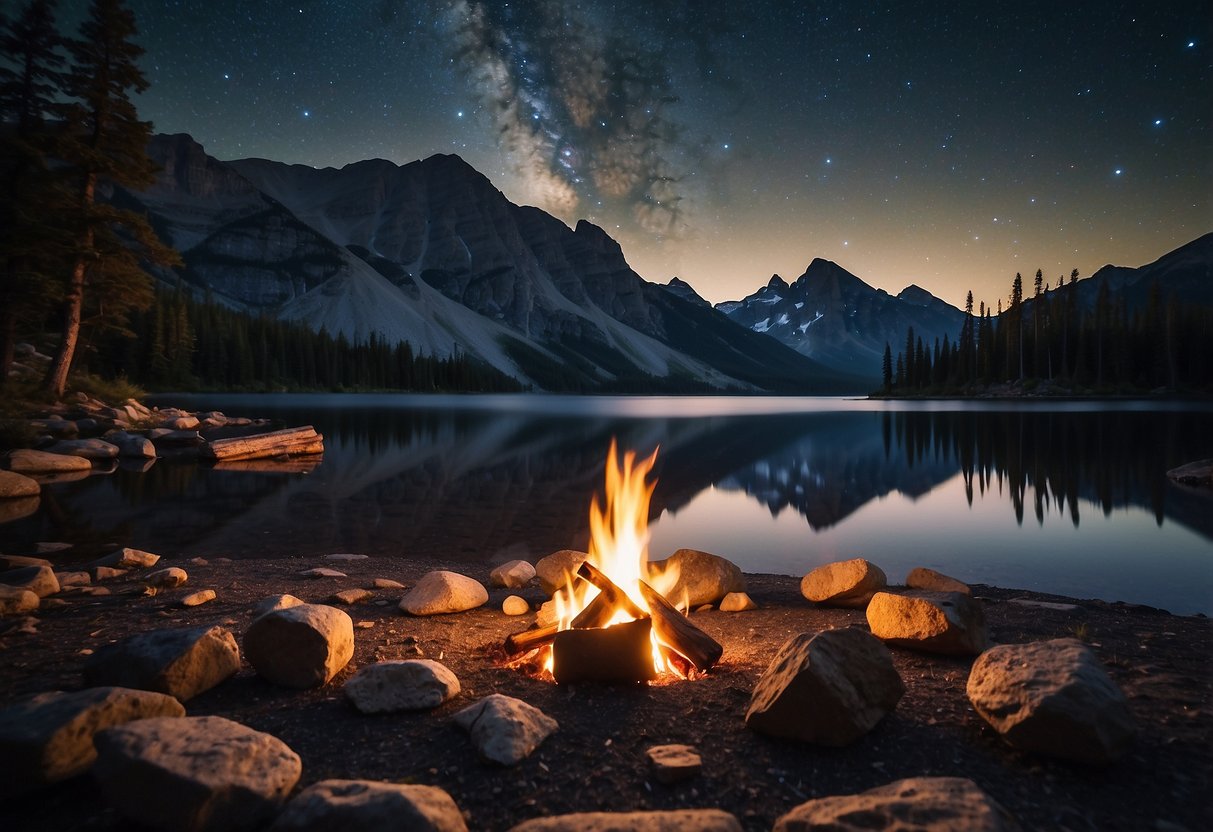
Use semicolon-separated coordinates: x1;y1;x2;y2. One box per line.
505;442;723;683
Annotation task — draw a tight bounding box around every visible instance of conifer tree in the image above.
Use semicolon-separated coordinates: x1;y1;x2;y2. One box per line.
882;342;893;393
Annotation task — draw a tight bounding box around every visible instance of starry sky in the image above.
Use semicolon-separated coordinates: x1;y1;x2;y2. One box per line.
85;0;1212;308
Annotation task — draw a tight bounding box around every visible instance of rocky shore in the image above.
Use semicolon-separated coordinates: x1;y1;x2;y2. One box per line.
1;548;1209;831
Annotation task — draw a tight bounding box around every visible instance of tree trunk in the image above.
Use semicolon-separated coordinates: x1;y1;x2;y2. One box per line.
44;172;97;399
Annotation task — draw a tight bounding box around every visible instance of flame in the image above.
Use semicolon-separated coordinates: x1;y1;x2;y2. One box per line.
545;440;682;676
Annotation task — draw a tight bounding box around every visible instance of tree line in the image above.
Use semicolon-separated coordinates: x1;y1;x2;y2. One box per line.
881;269;1213;395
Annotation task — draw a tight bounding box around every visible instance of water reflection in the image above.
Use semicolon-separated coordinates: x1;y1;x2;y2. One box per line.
4;396;1210;611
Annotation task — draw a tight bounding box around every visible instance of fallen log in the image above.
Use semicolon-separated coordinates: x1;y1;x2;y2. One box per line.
200;426;324;461
638;579;723;672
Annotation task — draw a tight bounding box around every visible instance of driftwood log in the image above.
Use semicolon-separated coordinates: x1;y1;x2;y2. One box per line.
637;579;723;672
201;426;324;461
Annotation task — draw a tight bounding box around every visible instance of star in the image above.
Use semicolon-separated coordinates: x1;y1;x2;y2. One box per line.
1152;119;1163;126
302;110;310;118
1114;168;1123;175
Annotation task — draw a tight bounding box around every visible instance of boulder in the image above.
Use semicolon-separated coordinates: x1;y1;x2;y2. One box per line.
56;570;91;587
298;567;346;578
145;567;189;589
399;570;488;616
343;659;461;713
773;777;1020;831
0;564;60;598
92;566;128;582
46;438;119;460
7;448;92;473
106;431;157;459
800;558;887;608
502;595;530;616
719;592;757;612
645;744;701;784
253;593;305;617
371;578;405;590
535;549;588;595
29;417;78;438
1;554;51;570
93;715;301;832
0;585;40;615
271;779;468;832
90;547;161;569
84;626;240;701
244;603;354;688
0;686;185;798
966;638;1135;764
646;548;745;608
453;694;558;765
0;495;39;523
906;566;972;595
182;589;217;607
509;810;742;831
0;469;40;499
866;591;988;655
331;588;372;605
746;627;905;746
161;415;200;430
489;559;536;589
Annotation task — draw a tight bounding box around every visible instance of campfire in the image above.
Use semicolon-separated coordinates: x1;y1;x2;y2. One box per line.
505;441;723;683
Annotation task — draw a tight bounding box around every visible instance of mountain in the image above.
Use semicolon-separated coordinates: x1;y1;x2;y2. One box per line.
713;259;966;380
662;277;712;308
124;134;862;392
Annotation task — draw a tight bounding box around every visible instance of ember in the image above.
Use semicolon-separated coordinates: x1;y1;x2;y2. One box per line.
505;441;722;682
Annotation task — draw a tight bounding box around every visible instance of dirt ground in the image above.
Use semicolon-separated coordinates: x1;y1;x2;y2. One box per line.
1;553;1210;832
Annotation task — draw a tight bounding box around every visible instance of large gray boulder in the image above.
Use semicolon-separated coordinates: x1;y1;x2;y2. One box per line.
271;779;468;832
83;625;241;701
106;431;157;459
800;558;887;608
0;469;40;498
0;686;184;798
7;448;92;473
967;638;1135;764
746;627;905;746
866;591;988;655
906;566;972;595
773;777;1020;831
534;549;589;595
509;810;743;831
344;659;461;713
453;694;558;766
244;603;354;688
489;559;536;589
646;548;745;608
46;438;120;460
0;564;60;598
93;715;301;832
398;570;488;616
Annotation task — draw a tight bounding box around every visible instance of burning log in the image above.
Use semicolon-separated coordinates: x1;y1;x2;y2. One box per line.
575;561;645;620
638;579;723;672
504;562;646;655
551;618;657;684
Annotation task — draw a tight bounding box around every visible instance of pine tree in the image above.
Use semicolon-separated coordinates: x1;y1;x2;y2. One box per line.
882;342;893;393
42;0;179;397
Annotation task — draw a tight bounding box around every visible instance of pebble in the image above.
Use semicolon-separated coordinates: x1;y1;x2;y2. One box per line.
502;595;530;616
182;590;216;607
298;568;347;578
332;588;372;605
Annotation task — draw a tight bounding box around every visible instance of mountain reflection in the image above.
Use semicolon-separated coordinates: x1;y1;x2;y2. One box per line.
7;400;1212;560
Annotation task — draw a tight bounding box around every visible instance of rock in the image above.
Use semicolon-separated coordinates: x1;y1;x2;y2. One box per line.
90;547;161;569
162;415;200;430
719;591;757;612
0;686;185;799
773;777;1020;831
399;570;488;616
343;659;460;713
502;595;530;616
1007;598;1080;612
253;593;305;617
93;715;301;832
0;469;40;498
746;627;905;746
271;779;467;832
84;625;241;701
646;744;701;784
372;578;405;589
0;585;40;615
28;418;78;438
453;694;558;765
150;428;204;445
0;495;39;522
91;566;128;581
646;548;745;608
182;590;217;607
106;431;157;459
490;559;537;589
535;549;589;595
966;638;1135;764
509;810;743;831
800;558;887;608
535;599;558;627
866;591;988;656
6;448;92;473
906;566;972;595
46;438;119;460
331;588;371;605
244;603;354;688
325;553;369;561
298;567;346;578
145;567;189;589
56;570;91;587
1;554;52;570
0;564;60;598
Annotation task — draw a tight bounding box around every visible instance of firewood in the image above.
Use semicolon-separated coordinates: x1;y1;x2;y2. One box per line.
575;561;645;620
201;426;324;461
504;591;615;654
552;618;657;684
637;579;723;672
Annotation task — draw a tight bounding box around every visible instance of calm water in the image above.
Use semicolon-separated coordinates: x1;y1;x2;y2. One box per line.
5;395;1212;614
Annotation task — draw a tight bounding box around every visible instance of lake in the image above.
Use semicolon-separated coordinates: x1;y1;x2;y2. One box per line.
6;394;1212;615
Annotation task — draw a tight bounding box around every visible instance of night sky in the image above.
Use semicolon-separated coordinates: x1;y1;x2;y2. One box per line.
94;1;1210;308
